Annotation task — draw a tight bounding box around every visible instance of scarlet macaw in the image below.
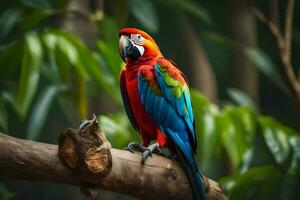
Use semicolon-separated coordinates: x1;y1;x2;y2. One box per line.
119;28;207;200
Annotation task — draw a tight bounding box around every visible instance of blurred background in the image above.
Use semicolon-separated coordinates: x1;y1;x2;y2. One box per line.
0;0;300;199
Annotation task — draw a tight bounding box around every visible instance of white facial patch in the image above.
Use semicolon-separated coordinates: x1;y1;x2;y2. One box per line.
129;34;145;56
130;34;145;45
135;44;145;56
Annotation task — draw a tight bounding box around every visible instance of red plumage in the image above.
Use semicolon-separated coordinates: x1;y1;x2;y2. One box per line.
120;62;169;148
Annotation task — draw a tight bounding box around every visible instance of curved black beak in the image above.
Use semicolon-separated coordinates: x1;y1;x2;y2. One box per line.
119;35;142;63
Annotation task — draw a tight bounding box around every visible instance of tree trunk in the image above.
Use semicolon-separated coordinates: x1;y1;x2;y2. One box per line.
180;15;218;104
229;0;259;103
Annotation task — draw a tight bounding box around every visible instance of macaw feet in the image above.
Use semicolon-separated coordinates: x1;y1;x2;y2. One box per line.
124;142;161;164
141;142;161;164
79;119;93;135
124;142;147;153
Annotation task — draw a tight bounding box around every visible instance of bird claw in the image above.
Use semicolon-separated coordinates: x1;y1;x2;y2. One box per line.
124;142;146;153
153;147;162;155
141;143;160;164
79;119;93;135
125;142;161;164
141;150;151;164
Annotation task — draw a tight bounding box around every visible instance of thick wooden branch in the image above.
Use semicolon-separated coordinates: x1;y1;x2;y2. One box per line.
0;117;226;200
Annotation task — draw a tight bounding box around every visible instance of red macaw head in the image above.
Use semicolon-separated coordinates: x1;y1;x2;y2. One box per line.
119;28;161;63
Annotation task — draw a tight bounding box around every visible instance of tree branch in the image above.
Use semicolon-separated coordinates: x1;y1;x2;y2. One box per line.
254;2;300;115
0;117;226;200
284;0;294;55
253;9;284;48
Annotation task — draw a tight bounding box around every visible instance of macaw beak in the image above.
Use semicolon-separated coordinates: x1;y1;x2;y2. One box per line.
119;35;130;62
119;35;143;63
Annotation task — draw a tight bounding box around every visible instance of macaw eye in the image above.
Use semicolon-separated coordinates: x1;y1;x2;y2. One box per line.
131;34;145;44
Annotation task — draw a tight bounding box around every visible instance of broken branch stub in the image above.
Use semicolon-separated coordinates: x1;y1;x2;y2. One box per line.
58;115;112;175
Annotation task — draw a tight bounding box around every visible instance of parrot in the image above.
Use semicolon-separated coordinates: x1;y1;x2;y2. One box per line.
119;27;207;200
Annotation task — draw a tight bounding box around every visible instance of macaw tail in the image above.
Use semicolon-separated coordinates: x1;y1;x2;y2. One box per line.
166;128;207;200
180;154;207;200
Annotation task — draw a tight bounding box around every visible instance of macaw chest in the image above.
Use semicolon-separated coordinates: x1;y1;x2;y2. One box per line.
125;77;144;116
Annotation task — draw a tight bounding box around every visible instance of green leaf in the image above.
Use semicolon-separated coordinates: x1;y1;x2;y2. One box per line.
190;89;220;173
21;0;52;9
16;33;43;118
45;30;119;102
99;112;138;148
227;166;282;200
0;9;21;39
227;88;258;112
0;183;14;200
97;40;122;82
97;18;123;84
279;174;300;200
42;32;57;51
57;32;119;102
128;0;159;33
221;107;256;173
244;47;288;93
42;32;70;82
56;35;89;79
54;47;71;82
259;117;298;167
289;135;300;173
0;41;23;78
44;29;121;103
60;32;120;103
18;8;50;32
156;0;212;24
218;175;235;192
26;85;63;140
202;31;233;46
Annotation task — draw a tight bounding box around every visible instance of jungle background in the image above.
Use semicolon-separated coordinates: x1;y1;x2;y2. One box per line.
0;0;300;199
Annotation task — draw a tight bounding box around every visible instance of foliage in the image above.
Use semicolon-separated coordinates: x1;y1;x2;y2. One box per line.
191;90;300;199
0;183;14;200
0;5;124;139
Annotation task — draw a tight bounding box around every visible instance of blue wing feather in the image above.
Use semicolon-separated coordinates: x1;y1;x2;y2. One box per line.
154;63;197;151
137;62;206;200
137;63;197;150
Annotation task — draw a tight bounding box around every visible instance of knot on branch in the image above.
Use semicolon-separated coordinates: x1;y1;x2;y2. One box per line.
58;115;112;176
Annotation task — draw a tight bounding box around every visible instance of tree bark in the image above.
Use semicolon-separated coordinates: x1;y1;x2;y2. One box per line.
0;117;226;200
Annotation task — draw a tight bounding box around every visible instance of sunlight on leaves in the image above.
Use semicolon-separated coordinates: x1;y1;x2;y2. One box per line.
222;166;282;200
259;117;297;168
26;85;65;140
244;47;288;93
227;88;258;112
16;33;43;118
